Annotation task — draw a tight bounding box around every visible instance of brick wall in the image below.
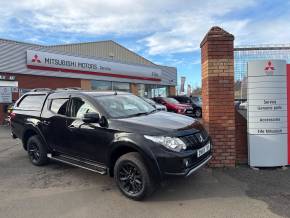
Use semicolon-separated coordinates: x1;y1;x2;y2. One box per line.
16;74;81;89
0;104;5;125
235;110;248;164
80;79;92;90
168;86;176;96
200;26;236;167
130;83;138;95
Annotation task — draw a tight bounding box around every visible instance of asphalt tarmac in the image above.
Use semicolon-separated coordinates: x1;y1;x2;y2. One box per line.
0;126;289;218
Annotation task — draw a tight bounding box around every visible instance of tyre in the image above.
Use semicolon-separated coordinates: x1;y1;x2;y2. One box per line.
114;152;156;200
27;135;49;166
194;108;202;118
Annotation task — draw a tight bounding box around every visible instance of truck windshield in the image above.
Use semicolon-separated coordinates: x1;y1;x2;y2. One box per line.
95;95;155;118
141;97;156;105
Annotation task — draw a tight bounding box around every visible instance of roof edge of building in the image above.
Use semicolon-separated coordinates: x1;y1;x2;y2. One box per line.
0;37;176;72
47;39;113;47
0;38;43;46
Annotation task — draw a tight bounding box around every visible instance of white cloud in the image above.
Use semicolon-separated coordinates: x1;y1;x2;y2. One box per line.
234;18;290;46
0;0;290;56
141;18;250;55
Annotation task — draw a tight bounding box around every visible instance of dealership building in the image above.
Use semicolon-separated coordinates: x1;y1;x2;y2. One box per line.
0;39;177;124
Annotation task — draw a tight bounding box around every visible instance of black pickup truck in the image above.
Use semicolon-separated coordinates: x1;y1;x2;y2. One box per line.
10;89;212;200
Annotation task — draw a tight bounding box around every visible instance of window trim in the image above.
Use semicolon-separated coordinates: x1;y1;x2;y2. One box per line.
68;96;99;119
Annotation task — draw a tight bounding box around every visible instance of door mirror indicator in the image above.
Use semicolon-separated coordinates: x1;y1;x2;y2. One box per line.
83;112;100;123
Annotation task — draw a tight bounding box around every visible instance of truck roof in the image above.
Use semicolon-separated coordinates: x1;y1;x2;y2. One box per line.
25;88;131;97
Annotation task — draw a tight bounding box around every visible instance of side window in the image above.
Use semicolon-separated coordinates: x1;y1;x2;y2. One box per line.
50;98;69;115
70;97;97;119
18;95;46;111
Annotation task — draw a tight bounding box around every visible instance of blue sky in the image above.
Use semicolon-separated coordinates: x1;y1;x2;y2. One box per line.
0;0;290;89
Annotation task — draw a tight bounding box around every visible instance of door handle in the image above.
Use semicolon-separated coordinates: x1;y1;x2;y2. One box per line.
43;120;51;126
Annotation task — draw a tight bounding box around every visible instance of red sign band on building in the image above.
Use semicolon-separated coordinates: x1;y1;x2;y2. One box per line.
26;50;162;82
27;65;161;82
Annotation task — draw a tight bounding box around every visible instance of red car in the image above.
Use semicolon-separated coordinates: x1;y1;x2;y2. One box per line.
152;97;194;116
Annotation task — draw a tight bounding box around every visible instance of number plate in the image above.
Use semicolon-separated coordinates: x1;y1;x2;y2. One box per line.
197;142;210;158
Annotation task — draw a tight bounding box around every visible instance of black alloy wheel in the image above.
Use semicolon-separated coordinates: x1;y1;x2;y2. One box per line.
28;142;41;163
118;162;144;195
27;135;49;166
114;152;156;200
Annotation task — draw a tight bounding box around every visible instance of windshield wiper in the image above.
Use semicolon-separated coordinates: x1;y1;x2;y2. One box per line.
147;109;157;114
129;110;156;117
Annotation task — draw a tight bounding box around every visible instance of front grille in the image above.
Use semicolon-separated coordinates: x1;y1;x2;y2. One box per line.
180;130;208;149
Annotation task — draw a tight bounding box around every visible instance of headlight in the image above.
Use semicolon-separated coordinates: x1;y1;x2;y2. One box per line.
144;135;187;152
177;108;184;113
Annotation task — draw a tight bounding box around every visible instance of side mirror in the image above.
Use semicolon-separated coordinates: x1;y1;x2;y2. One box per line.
83;112;100;123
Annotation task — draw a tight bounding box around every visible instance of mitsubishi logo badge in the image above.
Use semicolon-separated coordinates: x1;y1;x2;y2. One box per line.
198;134;204;143
32;54;41;63
264;61;275;75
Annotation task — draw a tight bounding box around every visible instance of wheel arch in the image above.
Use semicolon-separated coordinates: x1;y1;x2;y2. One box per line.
22;126;47;151
108;142;162;182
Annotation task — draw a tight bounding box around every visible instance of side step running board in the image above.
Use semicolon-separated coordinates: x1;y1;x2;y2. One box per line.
47;154;107;175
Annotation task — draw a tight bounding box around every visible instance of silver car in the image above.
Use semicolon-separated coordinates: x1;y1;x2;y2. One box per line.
140;97;167;111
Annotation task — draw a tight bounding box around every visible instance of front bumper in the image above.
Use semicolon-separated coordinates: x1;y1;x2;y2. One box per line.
168;155;212;177
153;139;212;177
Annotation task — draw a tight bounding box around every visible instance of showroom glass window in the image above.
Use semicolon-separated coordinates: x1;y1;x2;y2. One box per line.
113;82;130;92
91;80;112;91
91;80;130;92
143;84;168;98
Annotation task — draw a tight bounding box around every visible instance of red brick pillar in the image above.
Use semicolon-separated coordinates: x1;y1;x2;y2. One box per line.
200;26;236;167
168;86;176;96
130;83;138;95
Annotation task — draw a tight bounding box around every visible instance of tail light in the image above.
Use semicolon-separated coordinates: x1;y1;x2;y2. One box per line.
10;112;16;121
